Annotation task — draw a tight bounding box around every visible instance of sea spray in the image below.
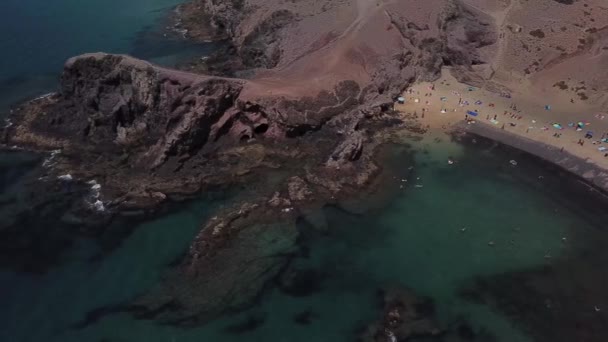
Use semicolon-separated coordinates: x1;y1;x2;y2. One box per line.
33;92;55;101
86;180;106;212
42;149;62;168
57;174;73;181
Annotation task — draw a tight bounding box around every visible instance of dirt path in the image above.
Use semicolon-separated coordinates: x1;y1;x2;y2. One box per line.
488;0;517;82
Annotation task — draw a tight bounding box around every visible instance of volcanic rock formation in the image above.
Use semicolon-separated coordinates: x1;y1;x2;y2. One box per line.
358;286;442;342
2;0;504;326
4;0;501;209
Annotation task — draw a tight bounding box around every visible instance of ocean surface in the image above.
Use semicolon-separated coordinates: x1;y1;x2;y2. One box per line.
0;0;215;112
2;1;608;342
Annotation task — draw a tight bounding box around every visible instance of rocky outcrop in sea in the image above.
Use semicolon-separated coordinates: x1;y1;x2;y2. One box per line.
1;0;500;326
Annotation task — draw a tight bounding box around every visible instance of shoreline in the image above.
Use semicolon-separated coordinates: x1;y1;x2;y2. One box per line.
453;121;608;195
397;67;608;194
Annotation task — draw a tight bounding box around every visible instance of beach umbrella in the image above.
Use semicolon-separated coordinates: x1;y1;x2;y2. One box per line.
577;121;585;128
544;105;551;110
552;123;562;129
397;96;405;104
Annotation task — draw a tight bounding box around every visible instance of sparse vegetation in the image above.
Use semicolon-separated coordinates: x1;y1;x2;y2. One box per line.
529;29;545;38
553;81;568;90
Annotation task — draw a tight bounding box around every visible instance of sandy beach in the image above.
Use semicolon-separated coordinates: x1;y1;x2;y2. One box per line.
398;69;608;168
396;68;608;191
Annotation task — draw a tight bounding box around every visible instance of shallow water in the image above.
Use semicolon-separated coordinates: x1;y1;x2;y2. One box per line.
0;0;214;112
3;1;608;341
3;131;608;341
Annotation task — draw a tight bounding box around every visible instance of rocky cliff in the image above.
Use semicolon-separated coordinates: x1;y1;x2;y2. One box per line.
4;48;405;211
2;0;499;327
185;0;496;88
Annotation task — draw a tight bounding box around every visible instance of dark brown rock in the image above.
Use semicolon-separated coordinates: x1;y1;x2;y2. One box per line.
326;130;366;168
129;201;299;326
1;0;502;326
287;176;312;202
358;286;442;342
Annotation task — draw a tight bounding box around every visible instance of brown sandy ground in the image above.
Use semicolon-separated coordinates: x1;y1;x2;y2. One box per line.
396;67;608;178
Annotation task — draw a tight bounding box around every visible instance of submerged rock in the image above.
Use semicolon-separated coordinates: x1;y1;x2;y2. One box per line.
1;0;502;325
287;176;313;202
126;202;299;326
277;267;326;297
221;313;267;334
358;286;442;342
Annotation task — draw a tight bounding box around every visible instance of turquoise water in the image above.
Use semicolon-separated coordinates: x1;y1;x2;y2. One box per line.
0;0;213;112
0;197;227;342
3;132;608;341
2;1;608;341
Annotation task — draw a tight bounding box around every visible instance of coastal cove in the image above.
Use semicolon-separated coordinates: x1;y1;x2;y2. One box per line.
3;129;608;342
2;0;608;341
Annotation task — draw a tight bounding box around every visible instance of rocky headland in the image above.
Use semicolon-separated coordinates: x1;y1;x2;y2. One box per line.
3;0;499;211
1;0;503;327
